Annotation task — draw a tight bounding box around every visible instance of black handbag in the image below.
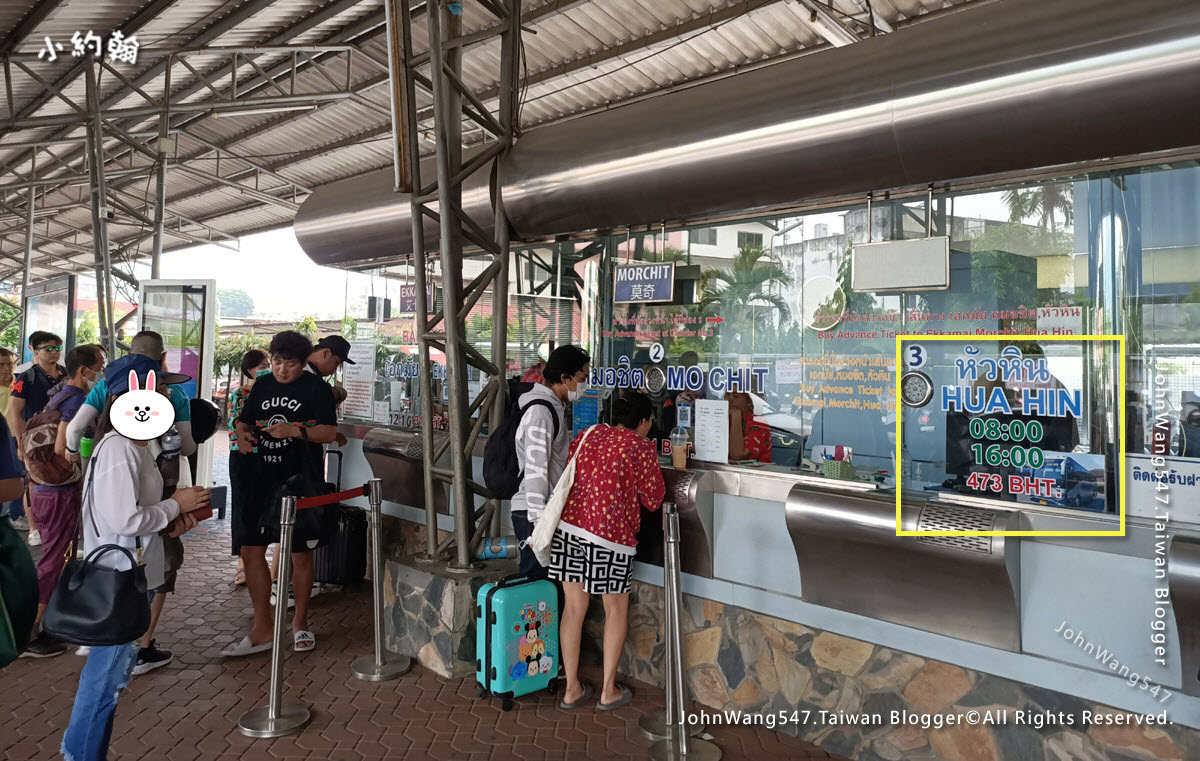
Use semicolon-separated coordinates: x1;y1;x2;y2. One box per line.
42;435;151;646
41;544;151;646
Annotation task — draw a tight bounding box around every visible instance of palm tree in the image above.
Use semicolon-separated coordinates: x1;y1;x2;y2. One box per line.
1003;182;1074;231
699;245;793;353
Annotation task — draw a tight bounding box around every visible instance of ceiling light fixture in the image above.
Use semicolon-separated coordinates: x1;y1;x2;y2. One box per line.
209;104;319;118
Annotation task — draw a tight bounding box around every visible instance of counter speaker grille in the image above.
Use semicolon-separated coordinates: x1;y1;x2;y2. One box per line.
915;505;998;554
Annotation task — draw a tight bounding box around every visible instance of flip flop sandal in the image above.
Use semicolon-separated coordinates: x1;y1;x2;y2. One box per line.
558;683;594;709
597;684;633;711
293;630;316;652
220;636;272;657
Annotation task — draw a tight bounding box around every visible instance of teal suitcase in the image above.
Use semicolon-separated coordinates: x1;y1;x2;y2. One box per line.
475;575;558;710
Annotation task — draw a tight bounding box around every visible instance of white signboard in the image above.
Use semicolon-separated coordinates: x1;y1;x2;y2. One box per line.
693;399;729;464
341;341;376;420
775;359;804;385
1037;305;1084;335
1128;453;1200;522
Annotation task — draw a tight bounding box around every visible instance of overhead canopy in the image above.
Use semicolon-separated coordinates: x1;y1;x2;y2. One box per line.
0;0;974;282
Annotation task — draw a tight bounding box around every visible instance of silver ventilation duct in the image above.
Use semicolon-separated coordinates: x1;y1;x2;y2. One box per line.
294;0;1200;268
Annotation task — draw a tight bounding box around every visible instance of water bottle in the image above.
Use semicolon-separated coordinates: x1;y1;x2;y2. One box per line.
901;442;914;481
669;426;689;470
79;424;96;459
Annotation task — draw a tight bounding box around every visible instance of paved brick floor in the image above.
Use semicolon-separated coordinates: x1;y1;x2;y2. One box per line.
4;487;841;760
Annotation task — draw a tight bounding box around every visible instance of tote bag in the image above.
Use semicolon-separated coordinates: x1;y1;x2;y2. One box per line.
529;425;599;567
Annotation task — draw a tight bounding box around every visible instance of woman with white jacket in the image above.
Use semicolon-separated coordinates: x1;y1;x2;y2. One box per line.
61;354;209;761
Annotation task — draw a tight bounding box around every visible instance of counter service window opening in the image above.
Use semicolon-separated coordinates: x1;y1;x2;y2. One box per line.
587;161;1200;519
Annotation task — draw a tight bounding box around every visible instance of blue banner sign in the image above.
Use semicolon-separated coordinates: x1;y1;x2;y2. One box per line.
614;262;675;304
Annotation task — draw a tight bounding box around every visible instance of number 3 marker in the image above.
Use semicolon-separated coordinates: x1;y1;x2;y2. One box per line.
905;344;926;369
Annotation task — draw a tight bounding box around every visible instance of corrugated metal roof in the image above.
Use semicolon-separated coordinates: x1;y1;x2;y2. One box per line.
0;0;977;281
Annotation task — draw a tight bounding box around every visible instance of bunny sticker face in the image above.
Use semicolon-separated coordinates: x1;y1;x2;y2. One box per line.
110;370;175;441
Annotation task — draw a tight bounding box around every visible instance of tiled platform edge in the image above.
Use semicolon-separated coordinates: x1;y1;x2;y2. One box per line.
579;580;1200;761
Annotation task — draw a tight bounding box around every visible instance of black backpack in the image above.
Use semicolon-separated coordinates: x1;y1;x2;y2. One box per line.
483;378;561;500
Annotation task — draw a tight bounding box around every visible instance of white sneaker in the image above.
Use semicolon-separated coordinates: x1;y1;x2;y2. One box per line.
27;529;41;547
10;516;29;531
76;646;90;656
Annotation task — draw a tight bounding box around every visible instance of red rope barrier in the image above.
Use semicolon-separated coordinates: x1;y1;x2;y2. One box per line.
296;485;366;510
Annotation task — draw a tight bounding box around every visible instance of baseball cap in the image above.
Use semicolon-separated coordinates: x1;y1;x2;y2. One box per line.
314;335;355;364
106;353;190;395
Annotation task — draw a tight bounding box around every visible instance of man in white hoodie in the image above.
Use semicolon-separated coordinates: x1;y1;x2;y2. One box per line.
510;346;590;577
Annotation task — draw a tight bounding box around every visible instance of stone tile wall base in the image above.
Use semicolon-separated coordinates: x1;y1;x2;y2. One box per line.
382;553;512;679
578;578;1200;761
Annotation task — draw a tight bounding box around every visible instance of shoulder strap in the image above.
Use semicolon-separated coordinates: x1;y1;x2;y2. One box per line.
85;436;141;552
518;398;560;440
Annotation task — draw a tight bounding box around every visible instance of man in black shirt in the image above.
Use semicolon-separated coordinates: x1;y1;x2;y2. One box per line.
10;330;66;436
307;334;355;377
227;331;337;657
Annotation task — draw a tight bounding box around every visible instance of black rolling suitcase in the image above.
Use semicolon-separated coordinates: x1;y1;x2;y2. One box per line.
313;450;367;585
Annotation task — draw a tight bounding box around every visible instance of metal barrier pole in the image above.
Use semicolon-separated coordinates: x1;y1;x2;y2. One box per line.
640;500;704;743
239;496;312;738
649;501;721;761
353;478;413;681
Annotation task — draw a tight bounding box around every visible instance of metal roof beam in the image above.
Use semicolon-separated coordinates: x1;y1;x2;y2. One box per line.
0;0;71;57
791;0;860;46
417;0;786;122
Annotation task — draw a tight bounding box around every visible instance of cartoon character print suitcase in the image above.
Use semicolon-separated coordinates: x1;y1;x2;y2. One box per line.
475;576;558;711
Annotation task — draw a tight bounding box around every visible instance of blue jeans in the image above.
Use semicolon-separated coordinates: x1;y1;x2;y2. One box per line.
510;511;547;579
61;642;138;761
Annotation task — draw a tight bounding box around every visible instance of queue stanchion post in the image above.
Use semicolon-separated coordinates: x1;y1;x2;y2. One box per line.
649;500;721;761
352;478;412;681
640;499;705;743
239;495;312;738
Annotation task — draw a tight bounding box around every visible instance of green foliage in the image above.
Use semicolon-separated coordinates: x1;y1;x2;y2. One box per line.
643;246;686;263
217;288;255;318
0;302;19;350
699;245;793;354
292;315;319;340
1002;182;1074;231
466;313;518;345
213;333;269;378
75;311;98;346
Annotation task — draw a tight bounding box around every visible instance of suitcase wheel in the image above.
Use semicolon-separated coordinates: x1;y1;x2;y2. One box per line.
501;697;513;712
476;685;487;699
546;678;557;695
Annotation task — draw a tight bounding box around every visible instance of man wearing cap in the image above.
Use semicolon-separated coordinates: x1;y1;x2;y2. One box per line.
308;335;355;377
65;330;196;461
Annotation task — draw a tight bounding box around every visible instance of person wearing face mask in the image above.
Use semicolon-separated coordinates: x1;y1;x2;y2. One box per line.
510;345;590;579
20;344;104;658
229;350;268;587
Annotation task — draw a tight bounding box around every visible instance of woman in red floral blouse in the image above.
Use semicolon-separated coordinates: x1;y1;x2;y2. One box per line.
550;392;665;711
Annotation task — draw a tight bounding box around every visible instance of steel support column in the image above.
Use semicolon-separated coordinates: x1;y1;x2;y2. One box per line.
396;0;521;569
150;116;168;279
85;60;117;359
17;187;33;350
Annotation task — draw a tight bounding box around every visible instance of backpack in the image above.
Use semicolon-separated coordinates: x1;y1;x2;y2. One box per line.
483;378;561;500
20;389;83;486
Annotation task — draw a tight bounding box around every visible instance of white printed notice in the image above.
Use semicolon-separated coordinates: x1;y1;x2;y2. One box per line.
342;341;376;420
693;399;729;464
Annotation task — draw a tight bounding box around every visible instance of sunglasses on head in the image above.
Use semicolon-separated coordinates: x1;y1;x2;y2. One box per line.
37;344;62;352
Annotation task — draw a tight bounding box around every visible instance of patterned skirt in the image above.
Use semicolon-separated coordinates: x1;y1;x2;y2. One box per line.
547;529;633;595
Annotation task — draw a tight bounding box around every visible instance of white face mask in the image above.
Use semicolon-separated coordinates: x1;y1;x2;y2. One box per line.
85;370;102;392
567;377;588;403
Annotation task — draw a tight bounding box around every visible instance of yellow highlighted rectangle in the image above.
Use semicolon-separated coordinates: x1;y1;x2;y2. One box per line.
894;334;1125;537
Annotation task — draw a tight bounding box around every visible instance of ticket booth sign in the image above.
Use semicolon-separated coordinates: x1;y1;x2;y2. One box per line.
614;262;675;304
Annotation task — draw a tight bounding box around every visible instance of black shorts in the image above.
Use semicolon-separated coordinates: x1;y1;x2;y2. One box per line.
547;530;633;595
229;453;326;555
